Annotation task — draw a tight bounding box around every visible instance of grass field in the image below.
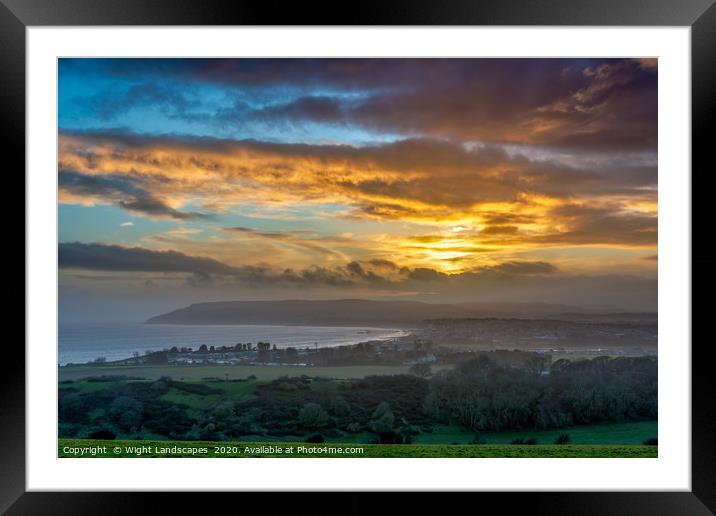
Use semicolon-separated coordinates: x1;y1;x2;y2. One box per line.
58;364;434;382
59;371;657;446
413;421;657;445
58;438;657;458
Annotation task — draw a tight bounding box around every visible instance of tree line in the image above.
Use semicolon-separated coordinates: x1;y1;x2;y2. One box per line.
424;355;657;431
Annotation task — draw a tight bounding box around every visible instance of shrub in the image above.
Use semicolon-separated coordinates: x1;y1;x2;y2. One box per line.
554;433;571;444
346;422;363;433
643;437;658;445
88;428;116;440
59;422;82;437
59;392;88;424
371;402;395;425
305;434;325;443
299;403;330;429
328;397;351;417
170;381;223;395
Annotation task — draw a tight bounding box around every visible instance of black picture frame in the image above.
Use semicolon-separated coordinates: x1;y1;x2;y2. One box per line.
4;0;714;513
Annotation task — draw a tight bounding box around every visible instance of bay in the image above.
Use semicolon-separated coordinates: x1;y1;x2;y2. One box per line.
58;321;408;365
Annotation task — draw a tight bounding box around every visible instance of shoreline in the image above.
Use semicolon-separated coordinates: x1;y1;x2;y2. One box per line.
59;323;416;367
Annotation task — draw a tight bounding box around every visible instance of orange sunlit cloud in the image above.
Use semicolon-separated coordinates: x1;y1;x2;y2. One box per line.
58;58;657;311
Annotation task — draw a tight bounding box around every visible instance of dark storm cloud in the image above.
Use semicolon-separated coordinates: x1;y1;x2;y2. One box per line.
59;242;239;275
60;242;556;287
62;58;657;152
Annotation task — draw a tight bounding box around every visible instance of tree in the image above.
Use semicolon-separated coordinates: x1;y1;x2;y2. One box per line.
109;396;143;432
369;402;397;440
285;347;298;362
367;402;413;444
371;402;395;425
145;350;168;365
299;403;330;429
88;428;116;440
198;344;208;353
409;362;432;378
329;397;351;417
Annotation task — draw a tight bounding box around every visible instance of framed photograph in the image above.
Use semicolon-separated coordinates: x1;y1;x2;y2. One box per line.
6;0;714;512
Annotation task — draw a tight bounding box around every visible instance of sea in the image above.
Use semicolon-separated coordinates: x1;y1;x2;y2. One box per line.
58;322;409;365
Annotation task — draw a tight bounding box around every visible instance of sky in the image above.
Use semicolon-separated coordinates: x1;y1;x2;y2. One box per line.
58;58;658;321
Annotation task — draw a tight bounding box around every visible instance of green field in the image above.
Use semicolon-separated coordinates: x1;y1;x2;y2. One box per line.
59;357;657;453
58;438;657;458
59;370;658;447
59;364;435;382
221;421;658;446
413;421;658;445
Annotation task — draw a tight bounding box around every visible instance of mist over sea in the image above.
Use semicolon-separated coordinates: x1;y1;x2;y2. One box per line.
58;322;408;365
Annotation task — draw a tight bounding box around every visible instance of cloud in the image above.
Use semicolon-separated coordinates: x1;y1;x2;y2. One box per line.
253;96;345;124
368;259;399;270
59;242;556;287
221;226;346;259
56;58;658;313
120;221;134;227
479;225;519;235
59;242;656;310
537;204;658;246
59;170;210;221
58;131;656;251
86;82;197;121
59;242;239;275
479;260;559;275
406;267;449;282
62;58;656;152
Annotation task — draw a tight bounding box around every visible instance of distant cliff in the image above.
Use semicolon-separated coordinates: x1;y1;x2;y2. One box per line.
146;299;621;327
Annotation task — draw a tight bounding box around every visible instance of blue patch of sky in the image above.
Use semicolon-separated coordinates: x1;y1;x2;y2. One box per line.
59;63;401;146
59;204;175;244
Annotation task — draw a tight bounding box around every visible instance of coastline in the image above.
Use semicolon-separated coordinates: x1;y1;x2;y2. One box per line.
59;322;414;366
